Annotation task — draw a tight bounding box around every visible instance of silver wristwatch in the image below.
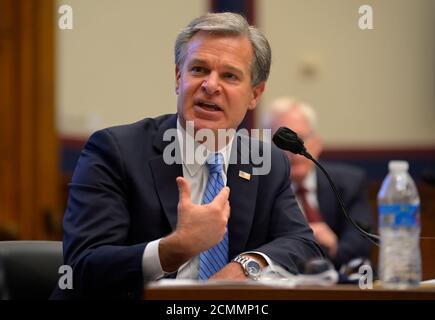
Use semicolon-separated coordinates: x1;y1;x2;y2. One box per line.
232;255;262;280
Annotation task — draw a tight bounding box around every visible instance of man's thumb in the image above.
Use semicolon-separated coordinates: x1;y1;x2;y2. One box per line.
176;176;191;202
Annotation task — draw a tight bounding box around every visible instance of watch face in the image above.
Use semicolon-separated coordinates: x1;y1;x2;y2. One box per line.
246;260;261;277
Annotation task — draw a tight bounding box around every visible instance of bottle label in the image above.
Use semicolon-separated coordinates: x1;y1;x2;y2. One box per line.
378;204;420;227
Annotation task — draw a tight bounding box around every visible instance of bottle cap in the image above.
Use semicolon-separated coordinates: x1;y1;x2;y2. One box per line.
388;160;409;173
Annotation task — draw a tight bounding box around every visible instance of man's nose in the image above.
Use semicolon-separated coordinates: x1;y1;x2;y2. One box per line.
201;72;221;95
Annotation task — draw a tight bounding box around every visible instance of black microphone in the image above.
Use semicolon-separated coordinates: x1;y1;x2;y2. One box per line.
273;127;380;246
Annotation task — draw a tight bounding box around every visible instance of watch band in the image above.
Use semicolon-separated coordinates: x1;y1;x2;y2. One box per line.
232;255;250;267
232;255;261;280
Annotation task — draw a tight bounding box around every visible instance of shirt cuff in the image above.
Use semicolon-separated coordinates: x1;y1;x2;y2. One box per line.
142;239;165;283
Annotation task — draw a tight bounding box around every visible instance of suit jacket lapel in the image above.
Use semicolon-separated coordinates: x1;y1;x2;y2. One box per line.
227;134;259;258
149;114;181;230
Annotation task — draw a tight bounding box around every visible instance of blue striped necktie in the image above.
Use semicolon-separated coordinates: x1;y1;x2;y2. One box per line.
199;153;229;280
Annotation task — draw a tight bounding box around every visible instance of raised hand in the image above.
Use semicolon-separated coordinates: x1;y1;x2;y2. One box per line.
159;177;230;272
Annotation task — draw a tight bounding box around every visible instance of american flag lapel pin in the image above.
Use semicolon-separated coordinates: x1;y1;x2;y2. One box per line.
239;170;251;181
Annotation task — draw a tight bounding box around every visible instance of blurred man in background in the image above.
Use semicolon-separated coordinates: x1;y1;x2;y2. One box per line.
269;97;374;269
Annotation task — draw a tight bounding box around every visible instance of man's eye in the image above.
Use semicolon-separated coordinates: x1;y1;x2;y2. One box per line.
223;73;238;81
190;66;206;74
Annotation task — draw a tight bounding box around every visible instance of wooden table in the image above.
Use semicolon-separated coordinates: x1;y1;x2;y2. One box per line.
144;283;435;300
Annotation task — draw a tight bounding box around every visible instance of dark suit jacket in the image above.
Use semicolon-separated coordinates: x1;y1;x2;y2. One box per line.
316;163;374;268
57;114;323;299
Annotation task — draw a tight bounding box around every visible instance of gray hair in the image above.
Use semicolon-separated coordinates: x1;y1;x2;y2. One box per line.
175;12;271;87
268;97;318;132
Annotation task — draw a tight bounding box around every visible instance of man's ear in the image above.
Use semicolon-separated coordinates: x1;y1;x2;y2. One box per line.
175;65;181;94
248;82;266;110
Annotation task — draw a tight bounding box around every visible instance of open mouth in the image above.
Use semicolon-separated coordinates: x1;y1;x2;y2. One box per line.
196;100;222;112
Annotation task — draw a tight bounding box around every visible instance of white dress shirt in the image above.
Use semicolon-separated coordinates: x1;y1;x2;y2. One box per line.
142;118;275;282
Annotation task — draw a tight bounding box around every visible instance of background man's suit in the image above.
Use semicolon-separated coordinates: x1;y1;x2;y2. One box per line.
58;114;322;298
316;163;374;268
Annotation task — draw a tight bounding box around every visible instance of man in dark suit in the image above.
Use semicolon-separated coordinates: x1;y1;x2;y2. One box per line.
269;98;374;269
59;13;323;299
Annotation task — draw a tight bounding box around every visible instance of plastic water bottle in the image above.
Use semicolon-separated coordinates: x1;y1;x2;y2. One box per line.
377;160;421;289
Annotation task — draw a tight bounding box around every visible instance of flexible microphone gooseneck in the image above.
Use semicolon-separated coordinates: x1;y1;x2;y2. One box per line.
273;127;380;247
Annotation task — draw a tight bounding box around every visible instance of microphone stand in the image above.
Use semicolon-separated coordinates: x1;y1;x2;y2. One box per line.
300;149;380;247
272;127;380;247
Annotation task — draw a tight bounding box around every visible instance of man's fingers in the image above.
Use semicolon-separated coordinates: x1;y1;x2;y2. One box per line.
213;186;230;205
176;176;192;203
224;200;231;219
